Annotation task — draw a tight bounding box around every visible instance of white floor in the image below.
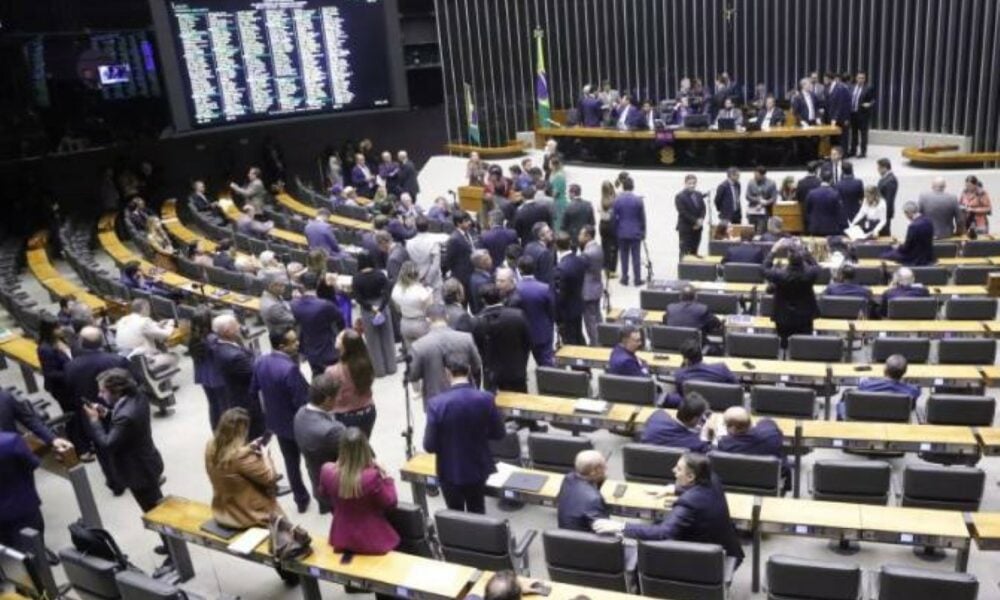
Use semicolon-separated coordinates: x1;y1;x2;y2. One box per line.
5;147;1000;599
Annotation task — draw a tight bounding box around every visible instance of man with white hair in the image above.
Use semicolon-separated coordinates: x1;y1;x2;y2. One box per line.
260;275;296;334
468;250;494;314
236;204;274;239
879;266;930;317
792;77;821;125
918;177;964;238
556;450;610;532
881;202;935;267
396;150;420;199
212;313;264;437
494;267;518;304
114;298;178;371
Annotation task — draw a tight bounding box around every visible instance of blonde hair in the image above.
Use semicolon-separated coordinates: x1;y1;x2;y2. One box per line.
397;260;420;288
864;185;880;206
207;408;250;469
337;427;375;499
600;181;615;211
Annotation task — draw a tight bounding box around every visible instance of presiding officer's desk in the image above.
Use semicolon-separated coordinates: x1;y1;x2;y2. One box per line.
144;496;479;600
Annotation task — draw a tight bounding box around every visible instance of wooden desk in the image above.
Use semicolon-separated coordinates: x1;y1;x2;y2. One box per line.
26;232;107;314
537;125;840;142
273;192;373;231
468;572;639;600
495;391;640;433
218;199;310;247
969;512;1000;550
0;334;41;393
829;363;987;387
858;505;970;570
683;255;996;267
662;280;989;297
975;426;1000;455
759;497;861;539
902;145;1000;168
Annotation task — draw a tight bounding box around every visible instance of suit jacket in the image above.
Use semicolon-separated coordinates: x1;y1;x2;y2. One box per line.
387;219;416;243
640;410;709;452
293;404;345;509
523;241;555;284
290;295;345;367
718;419;783;457
824;282;873;302
795;175;821;205
304;219;341;257
826;81;852;123
397;160;420;197
249;352;309;439
674;361;738;394
664;301;722;336
214;340;260;431
554;253;587;320
557;472;610;532
0;390;54;445
835;177;865;222
562;199;596;241
884;216;935;266
764;262;821;330
918;192;963;238
611;104;643;129
624;477;745;560
473;305;532;389
877;172;899;215
260;291;296;334
579;96;604;127
608;344;650;377
804;185;846;235
511;277;555;347
858;377;921;403
409;325;483;400
513;201;553;246
87;394;164;490
66;348;130;406
721;244;765;265
38;342;72;405
386;243;409;285
423;383;505;485
351;164;375;197
213;252;237;271
468;269;493;314
712;181;740;224
881;284;931;316
581;240;604;302
443;229;475;289
792;92;820;124
756;107;786;127
478;227;519;271
850;84;876;115
0;432;41;522
206;444;280;528
612;192;646;241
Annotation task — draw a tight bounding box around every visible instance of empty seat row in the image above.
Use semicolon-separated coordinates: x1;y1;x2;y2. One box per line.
681;259;998;286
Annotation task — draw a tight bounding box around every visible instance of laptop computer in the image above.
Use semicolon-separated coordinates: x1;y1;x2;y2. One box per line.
683;114;710;129
717;117;738;131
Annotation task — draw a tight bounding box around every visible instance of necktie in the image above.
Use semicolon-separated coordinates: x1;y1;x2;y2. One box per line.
853;86;862;111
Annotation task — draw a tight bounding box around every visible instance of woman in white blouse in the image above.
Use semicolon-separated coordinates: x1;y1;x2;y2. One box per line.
851;185;887;239
391;261;433;349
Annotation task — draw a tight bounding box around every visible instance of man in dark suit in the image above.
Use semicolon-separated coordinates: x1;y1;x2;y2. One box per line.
212;240;237;271
608;325;651;377
290;272;345;375
612;177;646;286
467;250;494;315
721;228;765;264
478;210;519;271
792;78;821;125
676;175;707;258
795;162;822;205
823;264;874;315
562;184;595;244
611;94;642;130
578;85;604;127
756;95;785;128
713;406;789;489
0;431;46;556
511;256;556;367
212;314;265;438
664;287;723;336
293;374;345;514
524;222;556;284
189;179;225;225
713;168;741;227
513;187;553;246
304;209;341;257
834;161;864;223
661;340;737;408
838;354;921;419
0;389;61;449
556;450;610;532
444;212;476;294
825;72;852;150
553;233;587;346
640;393;711;452
473;284;532;392
881;203;935;267
879;267;931;317
849;72;875;157
876;158;899;236
823;145;844;185
250;327;311;513
423;354;506;513
396;150;420;198
804;169;846;236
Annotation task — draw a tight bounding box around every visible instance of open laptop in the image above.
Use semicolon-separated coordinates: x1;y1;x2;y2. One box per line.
683;114;710;129
717;117;738;131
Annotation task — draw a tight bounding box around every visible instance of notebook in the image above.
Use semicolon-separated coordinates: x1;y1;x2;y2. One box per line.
573;398;609;414
227;527;270;555
200;519;241;540
504;472;548;493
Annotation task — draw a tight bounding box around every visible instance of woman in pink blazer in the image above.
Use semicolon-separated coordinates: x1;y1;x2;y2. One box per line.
318;427;399;554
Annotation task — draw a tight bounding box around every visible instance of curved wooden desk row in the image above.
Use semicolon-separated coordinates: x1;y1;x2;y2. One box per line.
668;280;989;297
536;124;841;142
274;192;374;231
605;309;1000;340
26;232;107;315
902;145;1000;168
402;453;999;590
684;254;1000;267
161;200;220;253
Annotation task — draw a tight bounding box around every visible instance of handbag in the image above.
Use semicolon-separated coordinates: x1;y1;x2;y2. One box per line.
268;513;313;561
371;310;386;326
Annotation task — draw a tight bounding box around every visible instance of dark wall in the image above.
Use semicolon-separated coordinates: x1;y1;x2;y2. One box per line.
438;0;1000;151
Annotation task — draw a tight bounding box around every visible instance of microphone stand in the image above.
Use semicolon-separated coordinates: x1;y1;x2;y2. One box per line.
642;239;654;283
601;271;612;315
401;351;415;460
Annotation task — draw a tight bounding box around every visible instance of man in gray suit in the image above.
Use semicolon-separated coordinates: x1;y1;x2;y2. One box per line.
918;177;964;239
578;225;604;346
293;373;345;514
229;167;268;210
260;276;296;334
409;304;482;407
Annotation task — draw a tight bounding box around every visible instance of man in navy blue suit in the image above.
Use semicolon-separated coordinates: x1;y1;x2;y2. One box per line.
290;272;345;375
423;353;506;513
468;250;494;315
0;431;46;556
513;186;553;246
792;78;822;125
611;94;642;130
661;339;737;408
212;314;265;439
834;161;864;222
795;161;822;205
612;177;646;286
881;202;935;267
249;327;311;512
511;255;556;367
879;267;931;317
0;389;61;450
556;450;610;532
804;169;846;236
823;263;874;304
524;222;556;284
837;354;920;419
664;286;723;336
825;72;852;150
578;85;604;127
594;452;744;563
608;325;650;377
478;210;518;271
721;228;765;264
444;213;476;295
304;209;341;258
713;168;742;227
714;406;789;490
553;233;587;346
676;175;708;257
640;393;711;452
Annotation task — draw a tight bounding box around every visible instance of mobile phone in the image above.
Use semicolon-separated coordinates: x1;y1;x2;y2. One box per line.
742;361;756;370
340;551;354;564
613;483;628;498
528;581;551;596
853;365;872;372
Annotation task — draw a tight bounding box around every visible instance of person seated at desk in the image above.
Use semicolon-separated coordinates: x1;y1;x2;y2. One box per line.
608;325;650;377
721;229;765;264
664;285;723;336
711;406;790;491
881;202;935;266
879;267;929;317
661;340;737;408
304;209;341;258
236;205;274;239
639;99;659;130
837;354;920;419
212;240;237;271
119;261;173;298
611;95;642;130
757;216;788;243
483;571;522;600
756;95;785;129
114;298;178;372
804;169;846;236
850;185;888;240
556;450;610;532
823;264;874;316
640;393;711;452
671;95;695;125
593;452;745;564
713;97;743;128
127;197;150;232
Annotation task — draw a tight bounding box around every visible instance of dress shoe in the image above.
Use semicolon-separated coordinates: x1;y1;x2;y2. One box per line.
78;452;96;463
296;498;310;514
634;280;645;287
154;544;169;556
45;548;61;566
276;484;293;497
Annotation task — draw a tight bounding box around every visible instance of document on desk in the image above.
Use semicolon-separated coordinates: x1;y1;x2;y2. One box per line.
227;527;270;555
573;398;609;414
486;462;517;488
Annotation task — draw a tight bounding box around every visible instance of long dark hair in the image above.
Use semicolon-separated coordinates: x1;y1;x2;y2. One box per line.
340;329;374;394
38;315;62;345
188;306;214;361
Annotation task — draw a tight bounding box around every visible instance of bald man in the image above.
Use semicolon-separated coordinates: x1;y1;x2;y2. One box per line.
715;407;783;457
879;266;930;317
556;450;610;532
917;177;963;239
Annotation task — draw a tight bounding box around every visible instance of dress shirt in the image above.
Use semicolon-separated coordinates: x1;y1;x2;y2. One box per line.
851;200;887;233
114;313;173;356
391;283;433;319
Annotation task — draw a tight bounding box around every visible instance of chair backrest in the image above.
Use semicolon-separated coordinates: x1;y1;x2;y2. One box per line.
637;540;727;600
887;297;938;319
596;323;624;347
722;262;764;283
58;548;121;599
878;565;978;600
527;433;593;471
871;337;931;364
709;240;738;256
489;430;522;465
758;294;774;317
944;297;997;320
766;554;861;600
932;242;959;258
925;394;996;426
115;570;185;600
696;292;741;315
387;502;434;558
811;460;891;505
853;243;894;259
709;451;782;495
536;367;591;398
909;266;950;286
542;530;628;592
598;373;656;406
853;265;886;286
938;338;996;364
952;265;997;285
649;325;701;352
726;332;781;358
622;443;684;484
750;385;816;418
787;334;843;361
901;465;985;511
818;295;868;319
683;381;744;411
640;289;681;310
961;239;1000;257
842;390;911;422
678;262;719;281
434;510;513;571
